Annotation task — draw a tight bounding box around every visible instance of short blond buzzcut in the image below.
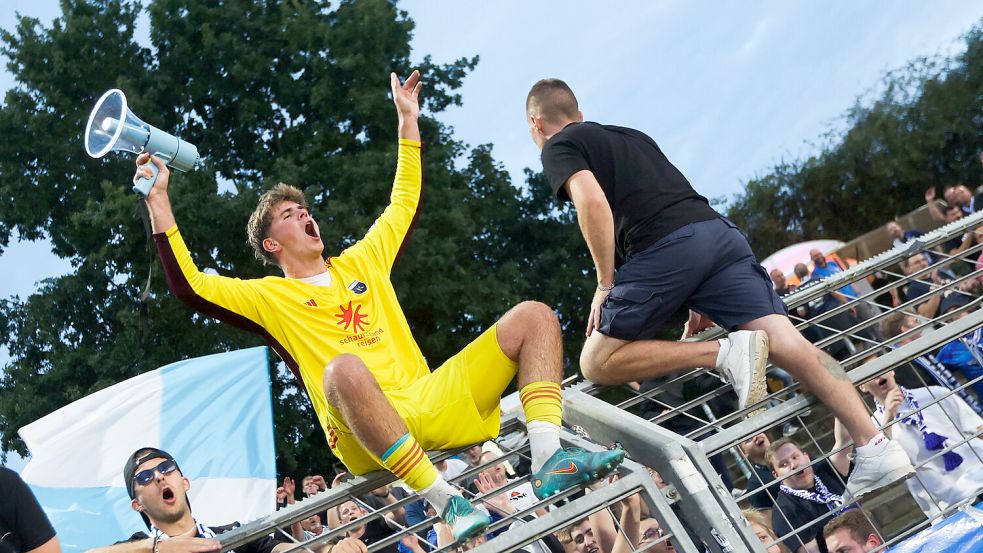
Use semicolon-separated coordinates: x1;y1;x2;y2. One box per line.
823;509;877;544
765;437;802;470
526;78;580;126
247;182;308;266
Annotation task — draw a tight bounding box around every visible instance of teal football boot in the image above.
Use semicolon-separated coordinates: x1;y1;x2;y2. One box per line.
442;495;490;543
531;447;626;500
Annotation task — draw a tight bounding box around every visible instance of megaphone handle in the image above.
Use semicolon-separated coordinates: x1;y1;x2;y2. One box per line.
133;161;159;197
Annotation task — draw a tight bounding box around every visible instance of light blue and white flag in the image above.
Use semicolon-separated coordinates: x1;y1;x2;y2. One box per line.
18;346;277;551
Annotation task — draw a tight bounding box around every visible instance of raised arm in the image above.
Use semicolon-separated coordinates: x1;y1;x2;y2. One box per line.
341;71;424;271
134;155;266;327
565;169;616;337
925;188;946;222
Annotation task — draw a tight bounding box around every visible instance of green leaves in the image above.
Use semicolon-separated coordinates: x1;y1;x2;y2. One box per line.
0;0;592;478
727;24;983;259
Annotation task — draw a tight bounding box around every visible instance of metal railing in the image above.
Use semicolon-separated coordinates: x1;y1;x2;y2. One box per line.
216;209;983;553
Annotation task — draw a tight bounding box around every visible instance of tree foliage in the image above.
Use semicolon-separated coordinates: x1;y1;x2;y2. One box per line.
0;0;592;476
727;23;983;258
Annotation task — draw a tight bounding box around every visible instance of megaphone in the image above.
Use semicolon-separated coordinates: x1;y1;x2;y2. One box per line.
84;89;200;196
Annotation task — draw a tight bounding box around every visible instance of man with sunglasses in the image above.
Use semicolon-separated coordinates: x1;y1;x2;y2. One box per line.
86;448;367;553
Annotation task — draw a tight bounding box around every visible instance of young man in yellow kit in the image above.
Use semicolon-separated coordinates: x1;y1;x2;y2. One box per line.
135;70;623;542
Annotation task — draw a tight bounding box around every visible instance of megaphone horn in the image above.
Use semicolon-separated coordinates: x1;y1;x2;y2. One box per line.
84;89;200;196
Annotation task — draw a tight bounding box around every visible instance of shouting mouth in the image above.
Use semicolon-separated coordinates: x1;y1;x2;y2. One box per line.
161;486;176;504
305;220;320;240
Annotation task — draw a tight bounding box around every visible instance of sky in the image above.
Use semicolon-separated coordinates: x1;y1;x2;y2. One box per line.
2;2;983;468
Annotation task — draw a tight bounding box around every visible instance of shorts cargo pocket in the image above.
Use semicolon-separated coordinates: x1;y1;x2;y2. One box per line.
601;283;663;340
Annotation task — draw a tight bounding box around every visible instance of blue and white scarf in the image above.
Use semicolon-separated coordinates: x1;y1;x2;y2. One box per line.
780;473;844;511
150;519;217;539
875;385;963;471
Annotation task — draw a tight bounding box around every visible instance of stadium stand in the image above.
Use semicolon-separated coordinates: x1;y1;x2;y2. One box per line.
217;209;983;553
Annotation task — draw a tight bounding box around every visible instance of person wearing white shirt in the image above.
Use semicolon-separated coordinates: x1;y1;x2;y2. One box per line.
861;371;983;517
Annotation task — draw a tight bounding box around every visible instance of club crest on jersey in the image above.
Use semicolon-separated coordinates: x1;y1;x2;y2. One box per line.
347;279;368;294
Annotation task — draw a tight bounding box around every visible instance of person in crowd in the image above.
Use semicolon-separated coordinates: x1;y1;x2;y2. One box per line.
821;510;882;553
808;250;880;341
885;221;923;249
767;430;853;553
140;69;622;543
860;369;983;517
274;476;306;541
740;433;781;515
795;258;869;359
473;452;560;552
880;311;983;416
526;77;912;502
934;293;983;401
0;466;61;553
333;499;399;553
794;264;810;283
568;519;600;553
743;509;790;553
771;269;797;297
84;447;292;553
926;184;978;222
902;252;959;318
301;514;327;540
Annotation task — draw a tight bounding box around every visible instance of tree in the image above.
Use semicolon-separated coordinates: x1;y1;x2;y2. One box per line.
0;0;593;477
727;23;983;259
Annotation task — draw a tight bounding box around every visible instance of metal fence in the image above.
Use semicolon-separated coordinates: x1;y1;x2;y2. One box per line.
218;209;983;553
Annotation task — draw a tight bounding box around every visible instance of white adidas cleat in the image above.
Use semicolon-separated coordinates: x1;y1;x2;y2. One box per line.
718;330;769;411
845;436;914;500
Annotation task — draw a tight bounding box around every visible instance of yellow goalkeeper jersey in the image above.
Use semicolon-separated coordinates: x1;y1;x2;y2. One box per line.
154;139;428;436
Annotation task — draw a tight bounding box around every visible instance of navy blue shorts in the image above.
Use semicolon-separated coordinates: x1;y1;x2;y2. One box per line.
598;217;787;340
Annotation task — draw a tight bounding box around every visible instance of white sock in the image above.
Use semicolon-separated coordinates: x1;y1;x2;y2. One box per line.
856;432;888;455
715;337;731;369
528;420;562;473
419;477;457;516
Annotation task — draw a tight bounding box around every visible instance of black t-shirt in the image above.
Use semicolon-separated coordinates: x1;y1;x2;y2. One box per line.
747;462;780;511
541;122;719;266
771;461;847;553
121;522;283;553
356;517;398;553
0;467;57;553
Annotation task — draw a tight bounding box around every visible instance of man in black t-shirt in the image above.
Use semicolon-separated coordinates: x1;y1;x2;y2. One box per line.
524;78;912;500
0;467;60;553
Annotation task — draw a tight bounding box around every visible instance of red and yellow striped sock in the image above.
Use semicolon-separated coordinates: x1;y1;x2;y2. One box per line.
520;381;563;426
380;433;438;491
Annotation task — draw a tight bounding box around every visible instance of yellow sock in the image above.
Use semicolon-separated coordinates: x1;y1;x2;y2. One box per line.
380;433;438;491
520;381;563;426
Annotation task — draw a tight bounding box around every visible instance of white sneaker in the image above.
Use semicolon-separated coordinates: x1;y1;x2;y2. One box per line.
718;330;769;410
845;436;914;500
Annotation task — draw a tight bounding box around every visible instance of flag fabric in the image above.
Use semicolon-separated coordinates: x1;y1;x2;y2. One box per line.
18;347;277;551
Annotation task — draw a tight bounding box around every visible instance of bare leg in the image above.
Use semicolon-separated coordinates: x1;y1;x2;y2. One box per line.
738;314;877;445
322;353;407;456
579;331;720;385
495;301;564;387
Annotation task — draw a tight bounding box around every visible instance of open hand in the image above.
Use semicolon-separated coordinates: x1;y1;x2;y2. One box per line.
390;70;422;120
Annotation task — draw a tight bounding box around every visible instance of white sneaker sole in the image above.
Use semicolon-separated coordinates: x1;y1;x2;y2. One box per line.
846;463;915;500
